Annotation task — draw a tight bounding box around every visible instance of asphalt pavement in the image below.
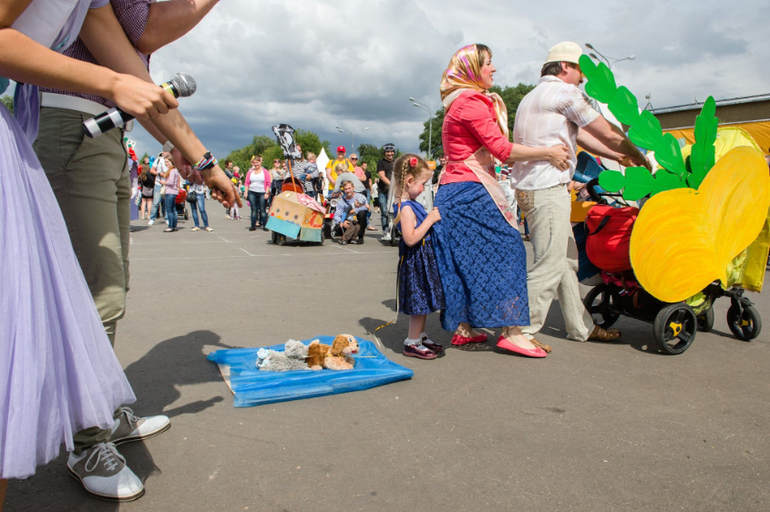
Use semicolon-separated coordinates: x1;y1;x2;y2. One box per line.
5;205;770;512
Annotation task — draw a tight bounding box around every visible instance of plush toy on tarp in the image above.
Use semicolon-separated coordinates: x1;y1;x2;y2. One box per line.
207;335;413;407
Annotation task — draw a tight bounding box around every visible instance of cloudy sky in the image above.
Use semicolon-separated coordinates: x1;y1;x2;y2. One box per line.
130;0;769;159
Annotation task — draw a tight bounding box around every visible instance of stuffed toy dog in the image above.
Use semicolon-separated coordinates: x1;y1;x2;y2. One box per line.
306;334;359;371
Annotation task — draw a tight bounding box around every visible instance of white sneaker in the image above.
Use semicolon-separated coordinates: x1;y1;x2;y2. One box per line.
147;219;154;226
205;227;214;232
109;406;171;446
67;442;144;501
190;227;200;232
381;232;392;242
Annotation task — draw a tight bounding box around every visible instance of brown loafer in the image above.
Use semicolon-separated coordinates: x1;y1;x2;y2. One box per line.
588;325;621;342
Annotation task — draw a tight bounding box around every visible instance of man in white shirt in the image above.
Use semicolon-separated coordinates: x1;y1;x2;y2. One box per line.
511;41;649;345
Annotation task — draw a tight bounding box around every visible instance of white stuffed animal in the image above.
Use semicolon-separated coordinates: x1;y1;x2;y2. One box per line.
256;340;310;371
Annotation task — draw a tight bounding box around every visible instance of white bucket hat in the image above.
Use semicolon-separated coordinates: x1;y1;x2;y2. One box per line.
544;42;583;65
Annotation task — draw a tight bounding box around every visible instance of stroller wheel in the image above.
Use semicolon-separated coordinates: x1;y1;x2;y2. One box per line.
727;303;762;341
696;307;715;332
583;284;620;329
389;225;398;247
653;303;697;355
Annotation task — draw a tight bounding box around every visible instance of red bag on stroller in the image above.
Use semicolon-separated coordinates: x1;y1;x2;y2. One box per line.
585;204;639;272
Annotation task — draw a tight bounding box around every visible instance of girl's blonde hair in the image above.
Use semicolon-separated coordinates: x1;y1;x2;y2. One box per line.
335;163;348;174
393;153;431;223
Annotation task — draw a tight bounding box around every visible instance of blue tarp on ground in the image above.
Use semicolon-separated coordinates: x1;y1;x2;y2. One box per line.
207;336;414;407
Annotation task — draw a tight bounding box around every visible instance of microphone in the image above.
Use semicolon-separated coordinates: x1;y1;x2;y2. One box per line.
82;73;197;138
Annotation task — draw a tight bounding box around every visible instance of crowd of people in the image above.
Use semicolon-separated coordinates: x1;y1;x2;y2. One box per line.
134;142;397;242
0;0;651;506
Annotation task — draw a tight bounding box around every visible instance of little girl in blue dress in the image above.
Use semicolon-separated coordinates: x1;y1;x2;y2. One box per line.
393;154;445;360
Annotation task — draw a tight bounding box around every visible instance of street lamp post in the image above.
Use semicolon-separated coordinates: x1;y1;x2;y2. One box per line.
335;125;369;153
409;97;434;159
585;43;635;69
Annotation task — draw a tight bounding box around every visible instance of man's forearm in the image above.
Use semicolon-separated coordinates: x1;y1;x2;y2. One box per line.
81;7;209;166
582;117;642;159
136;0;220;55
576;129;623;161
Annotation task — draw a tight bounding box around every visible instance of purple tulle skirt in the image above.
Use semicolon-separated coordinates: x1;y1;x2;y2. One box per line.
0;106;135;479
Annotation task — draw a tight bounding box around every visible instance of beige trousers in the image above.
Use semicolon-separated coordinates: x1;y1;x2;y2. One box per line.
34;106;130;452
516;184;593;342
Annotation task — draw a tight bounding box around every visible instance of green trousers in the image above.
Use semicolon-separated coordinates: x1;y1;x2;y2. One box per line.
34;106;131;453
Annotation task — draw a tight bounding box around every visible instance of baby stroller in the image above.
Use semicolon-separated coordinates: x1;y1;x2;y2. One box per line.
175;188;189;220
579;180;762;355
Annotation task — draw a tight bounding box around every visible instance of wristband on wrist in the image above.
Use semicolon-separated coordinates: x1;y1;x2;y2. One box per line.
162;140;175;153
193;151;217;172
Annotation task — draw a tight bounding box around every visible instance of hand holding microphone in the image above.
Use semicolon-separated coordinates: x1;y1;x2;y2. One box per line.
83;73;196;138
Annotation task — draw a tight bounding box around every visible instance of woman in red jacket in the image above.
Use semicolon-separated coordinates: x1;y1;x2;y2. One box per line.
433;44;569;358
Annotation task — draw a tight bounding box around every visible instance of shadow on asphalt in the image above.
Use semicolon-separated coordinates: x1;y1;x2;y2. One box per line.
4;330;234;512
123;330;235;420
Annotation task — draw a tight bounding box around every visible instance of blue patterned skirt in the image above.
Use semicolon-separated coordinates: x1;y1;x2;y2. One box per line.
433;182;530;330
399;239;445;316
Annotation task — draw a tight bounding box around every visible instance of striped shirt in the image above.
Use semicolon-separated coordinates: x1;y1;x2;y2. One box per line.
510;76;600;190
40;0;153;108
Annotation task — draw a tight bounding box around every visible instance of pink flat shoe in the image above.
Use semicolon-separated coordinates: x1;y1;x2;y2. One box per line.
450;333;488;346
496;336;547;358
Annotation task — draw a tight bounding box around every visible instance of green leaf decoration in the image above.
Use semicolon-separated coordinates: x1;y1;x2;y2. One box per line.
657;132;686;177
608;86;640;126
580;55;616;104
620;167;655;201
597;168;654;201
651;168;687;195
598;170;625;192
688;96;718;189
579;53;698;190
628;110;662;150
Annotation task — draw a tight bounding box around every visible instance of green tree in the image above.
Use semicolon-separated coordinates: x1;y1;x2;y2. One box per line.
416;82;535;159
417;107;445;160
1;95;13;115
491;82;536;134
294;129;330;158
355;143;382;176
225;129;331;173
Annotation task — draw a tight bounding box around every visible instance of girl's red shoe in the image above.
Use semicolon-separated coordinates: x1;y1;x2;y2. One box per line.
450;333;488;346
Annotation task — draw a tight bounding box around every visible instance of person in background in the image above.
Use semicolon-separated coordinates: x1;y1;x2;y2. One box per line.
303;152;320;199
333;181;370;245
377;143;396;236
244;156;271;231
325;146;354;194
361;161;376;230
160;157;181;232
189;178;212;232
149;152;168;225
139;157;155;220
269;158;285;206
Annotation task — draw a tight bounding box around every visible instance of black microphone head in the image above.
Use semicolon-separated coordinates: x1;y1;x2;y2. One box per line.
170;73;196;97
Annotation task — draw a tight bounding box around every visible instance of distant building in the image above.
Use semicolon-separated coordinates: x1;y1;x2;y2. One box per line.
652;94;770;153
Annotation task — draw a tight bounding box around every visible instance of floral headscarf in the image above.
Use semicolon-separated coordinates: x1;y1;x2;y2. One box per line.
440;44;509;137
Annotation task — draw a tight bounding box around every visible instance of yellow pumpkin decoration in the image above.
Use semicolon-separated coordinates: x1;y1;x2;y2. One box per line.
629;146;770;303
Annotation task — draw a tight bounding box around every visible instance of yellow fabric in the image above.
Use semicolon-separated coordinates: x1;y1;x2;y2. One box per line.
629;147;770;303
679;127;769;292
440;44;509;137
668;124;769;158
325;157;354;189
